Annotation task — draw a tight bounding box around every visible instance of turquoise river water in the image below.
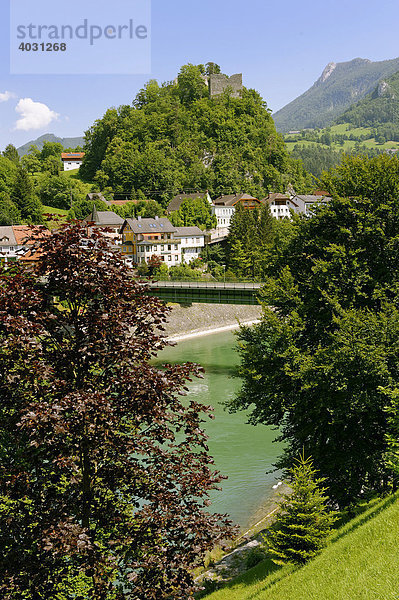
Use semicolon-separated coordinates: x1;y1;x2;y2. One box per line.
155;330;283;530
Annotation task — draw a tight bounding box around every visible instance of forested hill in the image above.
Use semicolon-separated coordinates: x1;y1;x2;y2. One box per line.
80;64;311;203
336;69;399;131
273;57;399;132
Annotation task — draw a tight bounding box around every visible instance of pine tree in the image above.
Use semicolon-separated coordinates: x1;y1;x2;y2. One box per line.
267;454;336;565
11;165;43;223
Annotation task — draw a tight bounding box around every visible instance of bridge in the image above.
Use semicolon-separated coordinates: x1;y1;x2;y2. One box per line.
147;280;262;305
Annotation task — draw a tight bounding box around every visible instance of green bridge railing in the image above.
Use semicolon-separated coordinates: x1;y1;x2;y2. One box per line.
146;280;263;305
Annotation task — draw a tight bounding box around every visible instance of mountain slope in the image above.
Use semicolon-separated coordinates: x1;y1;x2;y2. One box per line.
336;69;399;128
17;133;84;156
273;57;399;132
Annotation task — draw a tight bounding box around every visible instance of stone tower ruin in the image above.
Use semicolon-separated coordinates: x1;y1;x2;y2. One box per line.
209;73;243;98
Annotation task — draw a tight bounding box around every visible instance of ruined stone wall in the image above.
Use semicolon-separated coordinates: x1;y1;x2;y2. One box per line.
209;73;243;98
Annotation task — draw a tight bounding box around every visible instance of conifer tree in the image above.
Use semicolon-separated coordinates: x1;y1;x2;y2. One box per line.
11;165;43;223
267;454;336;565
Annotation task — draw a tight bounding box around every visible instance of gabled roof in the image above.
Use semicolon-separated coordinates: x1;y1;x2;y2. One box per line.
61;152;85;160
123;218;177;234
85;207;124;226
167;192;210;213
0;226;17;246
263;193;290;202
174;226;204;237
213;193;259;206
13;225;50;245
294;195;331;204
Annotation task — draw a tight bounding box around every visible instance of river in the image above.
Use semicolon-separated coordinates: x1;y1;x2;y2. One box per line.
155;329;283;530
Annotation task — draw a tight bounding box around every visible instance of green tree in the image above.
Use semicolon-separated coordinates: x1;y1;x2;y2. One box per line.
2;144;20;164
39;174;85;210
0;156;18;194
169;197;216;230
11;165;42;223
69;196;109;220
227;204;274;279
231;155;399;507
177;64;208;105
21;145;42;174
40;141;64;161
267;454;336;565
42;154;62;175
0;193;21;225
205;62;221;76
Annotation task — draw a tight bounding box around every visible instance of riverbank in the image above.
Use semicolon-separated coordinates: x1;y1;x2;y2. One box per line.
162;303;262;340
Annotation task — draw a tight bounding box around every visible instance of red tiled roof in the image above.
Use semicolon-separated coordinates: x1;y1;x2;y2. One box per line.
61;152;85;160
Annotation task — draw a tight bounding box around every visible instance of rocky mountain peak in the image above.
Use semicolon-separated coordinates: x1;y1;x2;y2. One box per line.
318;62;337;84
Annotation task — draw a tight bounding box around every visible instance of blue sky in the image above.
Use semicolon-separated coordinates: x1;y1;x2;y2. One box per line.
1;0;399;150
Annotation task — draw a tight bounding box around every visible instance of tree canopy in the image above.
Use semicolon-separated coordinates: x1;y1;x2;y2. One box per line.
80;64;311;202
169;196;216;230
230;154;399;507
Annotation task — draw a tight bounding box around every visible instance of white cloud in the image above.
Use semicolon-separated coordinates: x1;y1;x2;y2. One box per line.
15;98;59;131
0;91;16;102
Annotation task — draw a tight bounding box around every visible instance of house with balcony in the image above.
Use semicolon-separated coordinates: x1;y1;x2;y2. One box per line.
120;217;181;265
211;193;261;230
263;193;296;219
120;217;205;266
175;226;205;264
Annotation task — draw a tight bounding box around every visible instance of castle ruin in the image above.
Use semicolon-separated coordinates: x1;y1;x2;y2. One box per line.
209;73;243;98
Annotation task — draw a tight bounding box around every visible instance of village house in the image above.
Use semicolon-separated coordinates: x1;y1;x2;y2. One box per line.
84;206;125;240
287;194;331;216
120;217;205;266
61;152;85;171
212;193;261;229
263;193;295;219
0;226;22;263
0;225;49;263
0;225;50;264
175;226;205;263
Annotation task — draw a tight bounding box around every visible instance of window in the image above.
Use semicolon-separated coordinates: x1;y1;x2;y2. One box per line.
161;245;164;251
168;245;171;251
168;255;171;261
174;244;178;250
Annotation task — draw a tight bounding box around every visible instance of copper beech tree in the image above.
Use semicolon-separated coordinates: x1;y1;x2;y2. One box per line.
0;223;234;599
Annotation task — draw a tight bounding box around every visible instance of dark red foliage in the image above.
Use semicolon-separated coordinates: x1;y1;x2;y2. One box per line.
0;223;235;599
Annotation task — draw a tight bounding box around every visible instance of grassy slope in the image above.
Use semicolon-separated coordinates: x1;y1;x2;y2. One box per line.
285;124;399;153
205;494;399;600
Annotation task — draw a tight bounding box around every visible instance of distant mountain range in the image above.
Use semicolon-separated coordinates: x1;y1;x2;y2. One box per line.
17;133;85;156
273;57;399;132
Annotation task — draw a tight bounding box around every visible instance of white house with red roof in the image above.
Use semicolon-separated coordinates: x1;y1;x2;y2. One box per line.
61;152;85;171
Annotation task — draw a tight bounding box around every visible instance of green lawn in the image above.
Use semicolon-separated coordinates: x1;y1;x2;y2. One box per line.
205;494;399;600
42;205;68;215
284;122;399;153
